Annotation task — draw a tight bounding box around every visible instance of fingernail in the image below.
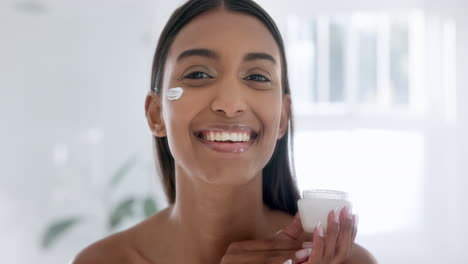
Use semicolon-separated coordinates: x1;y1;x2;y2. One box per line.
283;259;293;264
316;221;324;238
346;205;353;219
275;229;283;235
295;248;312;259
354;214;359;228
302;241;313;248
334;207;340;224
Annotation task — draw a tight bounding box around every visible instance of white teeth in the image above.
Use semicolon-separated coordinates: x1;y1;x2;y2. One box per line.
202;132;252;142
222;132;229;141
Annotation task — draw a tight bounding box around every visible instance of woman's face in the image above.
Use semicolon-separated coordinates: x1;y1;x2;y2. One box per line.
153;9;289;185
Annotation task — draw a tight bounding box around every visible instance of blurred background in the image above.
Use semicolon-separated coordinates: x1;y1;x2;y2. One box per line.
0;0;467;263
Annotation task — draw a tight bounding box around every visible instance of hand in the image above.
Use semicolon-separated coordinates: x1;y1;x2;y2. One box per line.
305;206;358;264
220;213;312;264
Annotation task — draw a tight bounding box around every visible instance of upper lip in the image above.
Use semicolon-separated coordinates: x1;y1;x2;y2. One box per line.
194;124;259;138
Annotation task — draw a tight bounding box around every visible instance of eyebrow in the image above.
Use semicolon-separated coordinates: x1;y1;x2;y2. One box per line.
243;52;277;64
177;48;219;62
176;48;277;64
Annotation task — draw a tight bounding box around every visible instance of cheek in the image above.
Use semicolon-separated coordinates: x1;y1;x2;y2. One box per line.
162;88;199;128
259;95;283;136
161;99;187;147
161;90;208;156
252;97;283;168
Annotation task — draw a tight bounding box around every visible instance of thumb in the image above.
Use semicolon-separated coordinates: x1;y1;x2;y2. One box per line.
275;212;304;240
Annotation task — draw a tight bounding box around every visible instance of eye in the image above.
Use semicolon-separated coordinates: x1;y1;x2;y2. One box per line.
244;74;271;82
184;71;212;79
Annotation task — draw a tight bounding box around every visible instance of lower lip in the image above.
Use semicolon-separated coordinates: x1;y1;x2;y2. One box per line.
196;136;256;153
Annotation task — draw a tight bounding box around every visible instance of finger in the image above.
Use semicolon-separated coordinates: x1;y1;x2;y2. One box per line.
294;247;313;263
227;238;304;253
223;248;311;264
323;208;340;263
347;214;358;259
276;213;304;240
338;205;350;230
351;214;358;243
307;222;324;263
271;247;313;264
333;206;354;262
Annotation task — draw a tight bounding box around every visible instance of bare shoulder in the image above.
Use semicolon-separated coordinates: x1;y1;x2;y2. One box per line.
345;243;378;264
70;231;136;264
71;207;173;264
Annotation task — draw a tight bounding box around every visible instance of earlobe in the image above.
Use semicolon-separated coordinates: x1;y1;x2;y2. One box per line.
145;91;167;137
278;95;291;139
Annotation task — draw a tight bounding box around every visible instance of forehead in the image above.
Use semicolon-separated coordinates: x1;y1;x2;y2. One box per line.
167;9;281;63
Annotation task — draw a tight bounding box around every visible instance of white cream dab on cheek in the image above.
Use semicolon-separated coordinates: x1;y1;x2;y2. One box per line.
167;87;184;100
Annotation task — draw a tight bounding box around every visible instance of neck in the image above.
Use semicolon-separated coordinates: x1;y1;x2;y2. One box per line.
170;167;273;263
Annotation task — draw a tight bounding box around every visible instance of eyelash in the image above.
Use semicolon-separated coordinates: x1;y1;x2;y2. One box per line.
244;74;270;82
183;71;271;82
184;72;212;79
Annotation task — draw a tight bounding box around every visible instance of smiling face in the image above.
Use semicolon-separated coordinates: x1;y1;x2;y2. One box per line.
146;9;290;185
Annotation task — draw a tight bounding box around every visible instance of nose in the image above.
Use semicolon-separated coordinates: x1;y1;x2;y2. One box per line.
210;84;247;118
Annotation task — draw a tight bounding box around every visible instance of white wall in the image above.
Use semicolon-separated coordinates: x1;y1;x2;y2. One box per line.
454;2;468;260
0;0;467;263
0;1;174;263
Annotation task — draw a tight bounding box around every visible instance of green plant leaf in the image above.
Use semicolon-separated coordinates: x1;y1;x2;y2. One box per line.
109;154;138;188
109;197;135;230
41;216;81;250
142;197;158;217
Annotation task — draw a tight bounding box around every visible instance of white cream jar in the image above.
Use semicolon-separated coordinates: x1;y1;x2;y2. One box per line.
297;189;350;233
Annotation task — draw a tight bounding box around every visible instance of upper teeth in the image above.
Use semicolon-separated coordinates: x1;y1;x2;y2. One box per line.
204;132;251;142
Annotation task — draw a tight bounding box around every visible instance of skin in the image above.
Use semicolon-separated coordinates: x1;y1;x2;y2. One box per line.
71;9;377;264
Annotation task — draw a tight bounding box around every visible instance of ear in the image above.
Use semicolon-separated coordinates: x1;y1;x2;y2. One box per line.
277;94;291;139
145;91;167;137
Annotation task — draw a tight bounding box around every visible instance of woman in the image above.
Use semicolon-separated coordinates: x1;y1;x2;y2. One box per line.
73;0;377;263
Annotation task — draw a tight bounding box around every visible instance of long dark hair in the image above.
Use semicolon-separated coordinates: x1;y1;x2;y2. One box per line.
150;0;300;215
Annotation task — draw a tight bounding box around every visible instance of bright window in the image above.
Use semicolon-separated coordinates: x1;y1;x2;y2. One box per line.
284;11;427;114
284;10;454;235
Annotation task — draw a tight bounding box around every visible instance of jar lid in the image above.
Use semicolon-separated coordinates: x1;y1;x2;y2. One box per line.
302;189;348;200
